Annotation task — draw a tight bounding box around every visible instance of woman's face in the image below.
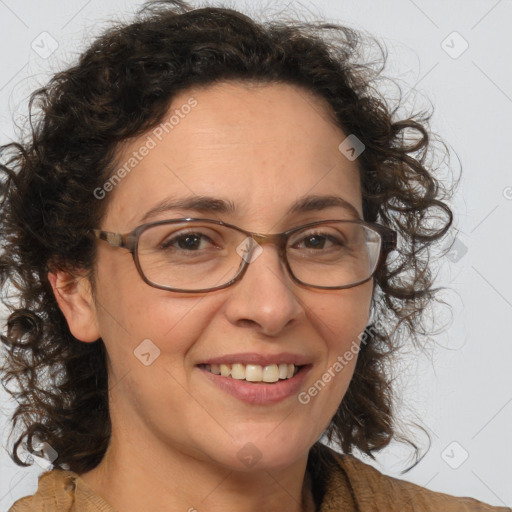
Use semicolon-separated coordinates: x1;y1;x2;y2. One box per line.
67;81;373;471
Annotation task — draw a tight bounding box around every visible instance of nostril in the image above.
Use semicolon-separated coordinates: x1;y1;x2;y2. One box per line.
237;318;260;329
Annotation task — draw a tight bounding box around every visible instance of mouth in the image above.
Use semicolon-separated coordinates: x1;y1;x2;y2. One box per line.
197;362;304;383
195;363;312;405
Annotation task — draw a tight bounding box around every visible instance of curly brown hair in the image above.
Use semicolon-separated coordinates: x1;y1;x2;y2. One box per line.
0;0;455;475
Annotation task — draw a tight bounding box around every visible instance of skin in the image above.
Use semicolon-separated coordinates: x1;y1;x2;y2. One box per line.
49;81;373;512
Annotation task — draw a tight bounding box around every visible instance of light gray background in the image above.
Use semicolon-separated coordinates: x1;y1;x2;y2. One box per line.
1;0;511;509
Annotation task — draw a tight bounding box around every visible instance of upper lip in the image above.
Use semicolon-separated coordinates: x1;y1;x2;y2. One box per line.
197;352;312;367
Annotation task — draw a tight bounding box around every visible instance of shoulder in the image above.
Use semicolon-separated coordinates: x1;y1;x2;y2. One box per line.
9;469;76;512
8;467;116;512
315;443;510;512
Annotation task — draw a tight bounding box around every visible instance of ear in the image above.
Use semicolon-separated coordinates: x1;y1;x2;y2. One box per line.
47;268;101;342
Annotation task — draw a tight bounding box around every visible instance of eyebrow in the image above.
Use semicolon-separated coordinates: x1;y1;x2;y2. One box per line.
138;194;361;224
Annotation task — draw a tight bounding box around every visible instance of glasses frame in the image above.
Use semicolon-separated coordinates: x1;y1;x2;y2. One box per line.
88;217;397;293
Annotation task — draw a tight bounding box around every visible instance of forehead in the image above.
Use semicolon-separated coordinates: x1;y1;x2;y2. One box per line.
102;81;363;231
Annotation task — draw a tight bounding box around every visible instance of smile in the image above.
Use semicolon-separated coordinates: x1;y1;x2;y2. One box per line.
196;364;312;405
198;362;301;382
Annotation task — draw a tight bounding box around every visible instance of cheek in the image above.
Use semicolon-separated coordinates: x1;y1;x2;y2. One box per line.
307;283;372;404
95;269;223;375
312;282;372;345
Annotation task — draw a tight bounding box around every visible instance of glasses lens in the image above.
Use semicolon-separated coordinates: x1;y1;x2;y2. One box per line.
286;221;382;288
137;221;245;291
136;220;383;291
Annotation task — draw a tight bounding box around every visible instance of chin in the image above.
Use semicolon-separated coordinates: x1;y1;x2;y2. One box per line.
215;429;313;472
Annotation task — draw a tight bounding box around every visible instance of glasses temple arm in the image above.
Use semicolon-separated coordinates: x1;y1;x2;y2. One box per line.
88;229;127;248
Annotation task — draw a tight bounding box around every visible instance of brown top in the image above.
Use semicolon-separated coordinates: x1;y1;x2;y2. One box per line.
9;442;511;512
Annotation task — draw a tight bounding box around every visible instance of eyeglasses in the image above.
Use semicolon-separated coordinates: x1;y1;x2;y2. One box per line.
88;218;397;293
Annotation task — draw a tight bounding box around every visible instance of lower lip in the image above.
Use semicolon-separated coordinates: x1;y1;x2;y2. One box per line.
197;365;312;405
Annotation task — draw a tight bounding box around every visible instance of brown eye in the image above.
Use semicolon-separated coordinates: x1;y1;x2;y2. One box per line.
290;229;346;251
299;234;339;249
162;232;209;251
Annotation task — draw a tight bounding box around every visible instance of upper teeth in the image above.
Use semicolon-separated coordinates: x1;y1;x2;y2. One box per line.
205;363;298;382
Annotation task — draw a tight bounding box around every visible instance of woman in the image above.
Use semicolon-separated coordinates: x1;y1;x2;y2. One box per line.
1;1;508;511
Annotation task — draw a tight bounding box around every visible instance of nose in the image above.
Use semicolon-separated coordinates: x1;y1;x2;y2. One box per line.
222;242;305;336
